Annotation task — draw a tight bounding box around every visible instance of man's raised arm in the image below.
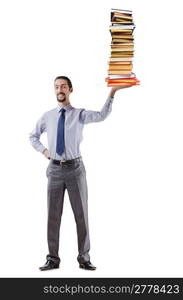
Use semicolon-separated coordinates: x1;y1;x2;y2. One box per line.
79;86;131;125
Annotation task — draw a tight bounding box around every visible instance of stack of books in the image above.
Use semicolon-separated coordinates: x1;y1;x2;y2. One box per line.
105;8;140;87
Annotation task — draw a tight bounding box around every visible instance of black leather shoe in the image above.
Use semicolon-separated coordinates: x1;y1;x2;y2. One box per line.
39;260;59;271
79;261;96;270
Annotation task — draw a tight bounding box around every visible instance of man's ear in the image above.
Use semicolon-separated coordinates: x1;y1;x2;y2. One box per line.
70;88;73;93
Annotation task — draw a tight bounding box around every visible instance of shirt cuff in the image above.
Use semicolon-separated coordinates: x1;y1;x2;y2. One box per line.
38;145;47;153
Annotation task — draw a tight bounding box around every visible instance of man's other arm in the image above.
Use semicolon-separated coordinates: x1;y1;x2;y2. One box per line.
29;113;50;158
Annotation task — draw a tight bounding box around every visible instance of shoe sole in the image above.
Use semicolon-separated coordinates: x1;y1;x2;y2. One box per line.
39;266;59;271
79;265;96;271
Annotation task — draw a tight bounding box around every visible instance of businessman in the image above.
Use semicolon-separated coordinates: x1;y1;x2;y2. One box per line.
29;76;131;271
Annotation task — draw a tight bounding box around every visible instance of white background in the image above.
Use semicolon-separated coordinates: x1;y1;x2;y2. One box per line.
0;0;183;277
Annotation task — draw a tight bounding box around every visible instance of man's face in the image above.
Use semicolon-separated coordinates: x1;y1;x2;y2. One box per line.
54;79;72;103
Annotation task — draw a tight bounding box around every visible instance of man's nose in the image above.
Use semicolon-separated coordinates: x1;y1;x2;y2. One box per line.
58;87;63;93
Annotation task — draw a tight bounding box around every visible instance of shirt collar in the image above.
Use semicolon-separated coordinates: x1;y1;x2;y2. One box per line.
56;103;73;113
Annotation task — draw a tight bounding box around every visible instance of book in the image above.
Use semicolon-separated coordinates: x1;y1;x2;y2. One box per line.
106;8;140;87
108;71;132;75
108;73;136;79
109;25;135;30
111;43;134;46
109;57;133;61
108;65;133;69
111;8;132;14
111;48;134;51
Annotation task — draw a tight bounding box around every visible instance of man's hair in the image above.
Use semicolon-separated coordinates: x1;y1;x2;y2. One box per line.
54;76;73;89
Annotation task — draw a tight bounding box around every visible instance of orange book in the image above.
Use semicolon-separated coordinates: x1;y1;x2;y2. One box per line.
108;65;133;70
108;61;132;65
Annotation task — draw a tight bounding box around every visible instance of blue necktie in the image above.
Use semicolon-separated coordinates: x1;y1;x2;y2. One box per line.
56;108;65;155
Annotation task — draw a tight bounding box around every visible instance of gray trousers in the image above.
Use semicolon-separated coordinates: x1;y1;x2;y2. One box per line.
46;159;90;264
